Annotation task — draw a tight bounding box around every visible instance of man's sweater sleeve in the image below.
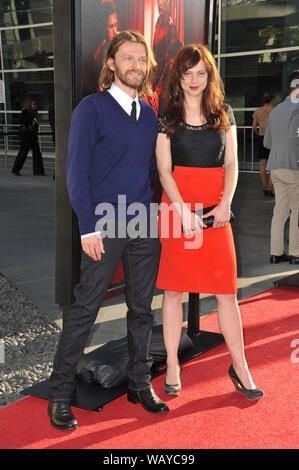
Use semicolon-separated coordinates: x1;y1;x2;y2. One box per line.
65;98;99;235
149;115;159;180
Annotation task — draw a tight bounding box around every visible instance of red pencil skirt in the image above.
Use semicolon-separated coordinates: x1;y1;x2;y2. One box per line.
156;166;237;294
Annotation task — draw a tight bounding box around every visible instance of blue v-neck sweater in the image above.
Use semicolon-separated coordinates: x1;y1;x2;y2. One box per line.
66;91;159;235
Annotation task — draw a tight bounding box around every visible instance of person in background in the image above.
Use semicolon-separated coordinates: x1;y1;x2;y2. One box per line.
264;70;299;265
153;0;179;92
252;93;275;196
93;0;119;91
12;98;45;176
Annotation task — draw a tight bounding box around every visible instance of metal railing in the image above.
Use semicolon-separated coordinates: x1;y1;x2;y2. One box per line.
0;123;260;174
237;126;260;173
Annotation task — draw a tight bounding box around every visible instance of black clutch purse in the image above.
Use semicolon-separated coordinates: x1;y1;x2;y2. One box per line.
198;205;235;229
182;205;235;233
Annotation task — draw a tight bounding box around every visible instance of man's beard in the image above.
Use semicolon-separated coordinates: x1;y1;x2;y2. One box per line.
114;65;145;90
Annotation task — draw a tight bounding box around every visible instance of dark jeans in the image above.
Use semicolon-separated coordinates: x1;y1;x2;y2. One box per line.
49;217;161;401
12;135;44;175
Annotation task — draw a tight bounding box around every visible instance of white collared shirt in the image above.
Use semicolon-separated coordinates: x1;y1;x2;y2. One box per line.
107;82;141;119
81;82;140;240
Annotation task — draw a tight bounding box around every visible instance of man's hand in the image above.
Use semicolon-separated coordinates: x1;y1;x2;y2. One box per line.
81;234;105;261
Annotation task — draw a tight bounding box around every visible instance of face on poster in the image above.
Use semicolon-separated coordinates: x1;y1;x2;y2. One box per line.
81;0;208;110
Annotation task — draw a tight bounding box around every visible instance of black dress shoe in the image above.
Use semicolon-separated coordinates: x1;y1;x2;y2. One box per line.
289;256;299;265
164;364;181;395
48;401;78;430
13;171;21;176
270;254;290;264
127;387;169;414
228;365;264;401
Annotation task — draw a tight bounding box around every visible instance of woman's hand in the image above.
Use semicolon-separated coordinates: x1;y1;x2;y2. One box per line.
202;202;231;229
182;208;206;237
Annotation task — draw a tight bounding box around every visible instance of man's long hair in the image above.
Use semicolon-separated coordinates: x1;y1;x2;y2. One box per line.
163;44;230;136
99;30;157;97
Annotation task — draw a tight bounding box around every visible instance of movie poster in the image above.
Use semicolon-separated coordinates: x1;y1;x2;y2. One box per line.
80;0;208;293
81;0;208;103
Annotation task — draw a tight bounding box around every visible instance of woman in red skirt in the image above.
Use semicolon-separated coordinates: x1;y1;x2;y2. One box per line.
156;44;263;401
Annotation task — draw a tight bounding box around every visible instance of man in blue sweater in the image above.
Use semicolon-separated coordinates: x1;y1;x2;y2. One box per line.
48;31;169;430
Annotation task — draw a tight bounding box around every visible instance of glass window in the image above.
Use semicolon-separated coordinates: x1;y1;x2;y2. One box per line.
220;49;299;110
232;110;262;127
221;0;299;53
1;25;53;70
0;0;53;28
3;69;54;111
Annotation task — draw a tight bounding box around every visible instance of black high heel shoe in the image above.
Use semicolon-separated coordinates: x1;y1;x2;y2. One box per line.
228;364;264;401
164;364;181;396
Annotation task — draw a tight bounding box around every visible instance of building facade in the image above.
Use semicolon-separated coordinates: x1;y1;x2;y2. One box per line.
0;0;54;167
214;0;299;169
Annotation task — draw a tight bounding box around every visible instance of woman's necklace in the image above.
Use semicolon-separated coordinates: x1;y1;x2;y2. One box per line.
185;110;207;126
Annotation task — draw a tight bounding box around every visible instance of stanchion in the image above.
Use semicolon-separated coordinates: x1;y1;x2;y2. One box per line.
176;293;224;367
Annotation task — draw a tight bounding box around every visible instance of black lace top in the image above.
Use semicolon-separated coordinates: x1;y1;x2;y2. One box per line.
158;104;236;168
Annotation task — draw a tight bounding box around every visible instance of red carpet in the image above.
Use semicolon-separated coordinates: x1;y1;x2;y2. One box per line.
0;286;298;450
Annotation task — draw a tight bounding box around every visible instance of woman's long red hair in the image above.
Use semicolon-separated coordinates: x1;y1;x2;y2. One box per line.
163;44;230;136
